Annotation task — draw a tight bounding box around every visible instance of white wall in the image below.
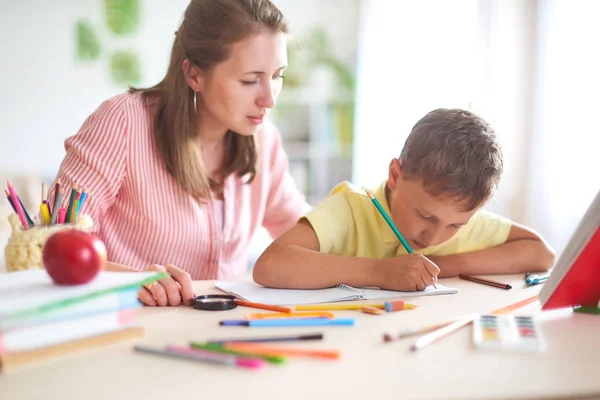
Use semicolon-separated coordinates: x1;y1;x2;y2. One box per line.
0;0;190;178
524;0;600;255
0;0;359;181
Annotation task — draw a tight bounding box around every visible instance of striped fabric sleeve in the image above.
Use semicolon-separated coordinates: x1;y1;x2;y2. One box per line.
261;125;311;239
47;97;128;231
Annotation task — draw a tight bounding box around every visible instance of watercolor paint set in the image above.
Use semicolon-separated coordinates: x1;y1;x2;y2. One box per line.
473;314;546;352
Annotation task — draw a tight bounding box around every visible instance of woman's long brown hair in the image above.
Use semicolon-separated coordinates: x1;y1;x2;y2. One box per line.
131;0;288;200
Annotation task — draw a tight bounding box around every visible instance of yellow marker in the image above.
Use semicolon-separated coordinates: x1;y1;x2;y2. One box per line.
245;311;335;320
40;203;51;225
296;304;385;311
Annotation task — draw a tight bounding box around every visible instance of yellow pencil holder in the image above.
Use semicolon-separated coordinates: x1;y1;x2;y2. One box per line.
4;214;94;273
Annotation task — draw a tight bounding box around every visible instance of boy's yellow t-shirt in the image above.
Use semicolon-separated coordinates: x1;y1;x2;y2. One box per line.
304;181;512;258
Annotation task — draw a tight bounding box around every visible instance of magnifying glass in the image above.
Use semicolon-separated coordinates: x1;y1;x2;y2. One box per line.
192;294;238;311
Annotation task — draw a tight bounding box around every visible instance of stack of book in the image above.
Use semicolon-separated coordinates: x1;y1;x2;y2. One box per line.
0;269;165;372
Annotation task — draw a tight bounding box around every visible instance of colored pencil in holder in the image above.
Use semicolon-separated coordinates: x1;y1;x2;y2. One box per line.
50;187;65;225
76;187;87;219
65;184;78;223
6;181;29;229
70;190;81;222
5;190;17;214
16;195;34;227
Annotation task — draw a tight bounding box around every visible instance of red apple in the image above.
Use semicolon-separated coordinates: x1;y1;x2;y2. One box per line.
43;230;107;285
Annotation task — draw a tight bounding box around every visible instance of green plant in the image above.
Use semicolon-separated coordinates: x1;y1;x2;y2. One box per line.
105;0;140;35
109;50;141;85
75;20;101;61
282;27;356;152
285;27;355;94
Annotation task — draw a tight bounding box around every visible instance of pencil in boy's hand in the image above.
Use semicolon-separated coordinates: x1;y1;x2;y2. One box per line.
365;188;438;289
459;274;512;290
365;188;413;253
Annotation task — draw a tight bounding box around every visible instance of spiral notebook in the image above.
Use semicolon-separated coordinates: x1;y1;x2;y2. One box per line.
215;281;458;306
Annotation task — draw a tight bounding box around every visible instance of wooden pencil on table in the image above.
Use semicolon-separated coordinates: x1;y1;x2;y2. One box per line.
383;321;452;342
410;313;479;352
459;274;512;290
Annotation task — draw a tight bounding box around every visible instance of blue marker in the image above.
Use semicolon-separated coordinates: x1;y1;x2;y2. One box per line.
526;275;548;286
220;318;355;327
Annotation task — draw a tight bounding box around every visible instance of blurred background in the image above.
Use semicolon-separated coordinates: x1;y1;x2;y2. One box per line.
0;0;598;273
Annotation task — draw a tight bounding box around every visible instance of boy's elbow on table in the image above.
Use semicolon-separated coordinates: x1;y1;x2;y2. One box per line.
519;237;556;273
537;242;556;272
253;245;280;287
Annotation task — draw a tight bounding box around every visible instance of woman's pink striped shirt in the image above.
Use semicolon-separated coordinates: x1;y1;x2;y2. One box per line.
49;92;309;280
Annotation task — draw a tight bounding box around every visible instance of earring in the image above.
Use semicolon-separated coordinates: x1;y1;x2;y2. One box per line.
193;91;197;114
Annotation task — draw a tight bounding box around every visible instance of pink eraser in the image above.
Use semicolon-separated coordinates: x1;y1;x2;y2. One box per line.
385;300;405;312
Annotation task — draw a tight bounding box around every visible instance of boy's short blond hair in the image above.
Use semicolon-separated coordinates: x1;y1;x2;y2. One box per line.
399;109;503;211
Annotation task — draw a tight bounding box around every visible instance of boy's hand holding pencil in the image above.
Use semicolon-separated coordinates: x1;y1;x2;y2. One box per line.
365;188;440;291
374;254;440;292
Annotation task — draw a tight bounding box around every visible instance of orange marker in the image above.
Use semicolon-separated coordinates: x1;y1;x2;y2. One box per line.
224;342;341;360
361;306;384;315
236;300;292;314
491;296;539;315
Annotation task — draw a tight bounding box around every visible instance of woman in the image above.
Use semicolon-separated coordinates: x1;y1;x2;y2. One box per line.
49;0;308;307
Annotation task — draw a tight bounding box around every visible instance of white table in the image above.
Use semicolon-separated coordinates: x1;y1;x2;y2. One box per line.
2;275;599;400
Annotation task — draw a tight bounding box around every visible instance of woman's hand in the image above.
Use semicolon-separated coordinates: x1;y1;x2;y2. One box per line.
138;264;195;307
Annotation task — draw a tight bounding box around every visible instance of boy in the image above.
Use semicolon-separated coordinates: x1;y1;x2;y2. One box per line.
253;109;555;291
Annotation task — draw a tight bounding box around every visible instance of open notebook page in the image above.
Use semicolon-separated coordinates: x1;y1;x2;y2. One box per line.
215;281;458;306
